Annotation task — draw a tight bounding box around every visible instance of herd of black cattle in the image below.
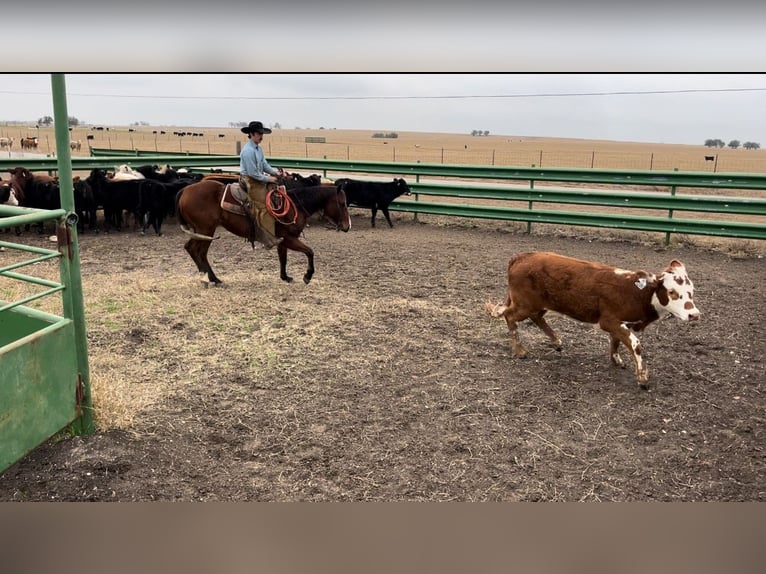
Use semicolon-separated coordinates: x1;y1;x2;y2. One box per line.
1;164;412;237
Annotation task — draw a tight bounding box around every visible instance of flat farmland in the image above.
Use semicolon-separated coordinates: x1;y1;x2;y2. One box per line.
3;124;766;173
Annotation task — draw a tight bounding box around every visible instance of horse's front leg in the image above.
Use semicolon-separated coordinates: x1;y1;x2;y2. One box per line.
278;236;314;284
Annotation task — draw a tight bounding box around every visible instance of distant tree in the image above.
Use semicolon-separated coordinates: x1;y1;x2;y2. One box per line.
483;130;490;136
743;141;761;150
68;116;80;127
471;130;478;136
38;115;53;126
704;138;725;148
728;140;740;149
273;122;281;129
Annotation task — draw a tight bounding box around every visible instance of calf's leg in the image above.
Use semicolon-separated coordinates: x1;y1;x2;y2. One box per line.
381;206;394;228
601;320;648;386
485;294;529;357
528;311;562;351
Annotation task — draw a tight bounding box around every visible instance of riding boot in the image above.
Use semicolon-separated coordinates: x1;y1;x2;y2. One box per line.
257;218;281;249
255;209;282;249
240;199;259;247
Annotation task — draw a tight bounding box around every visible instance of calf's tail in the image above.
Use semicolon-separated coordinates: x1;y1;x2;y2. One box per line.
485;298;511;318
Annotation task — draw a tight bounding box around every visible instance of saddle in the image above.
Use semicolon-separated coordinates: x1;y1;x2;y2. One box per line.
220;182;249;215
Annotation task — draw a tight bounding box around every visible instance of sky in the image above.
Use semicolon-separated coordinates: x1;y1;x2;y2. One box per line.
2;74;764;146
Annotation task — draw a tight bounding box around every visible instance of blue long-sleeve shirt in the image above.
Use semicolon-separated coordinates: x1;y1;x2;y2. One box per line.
239;140;279;183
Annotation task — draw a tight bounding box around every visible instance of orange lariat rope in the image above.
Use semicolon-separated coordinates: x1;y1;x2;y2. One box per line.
266;185;297;225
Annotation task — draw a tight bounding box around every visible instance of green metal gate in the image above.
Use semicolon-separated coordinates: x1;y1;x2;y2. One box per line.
0;74;93;474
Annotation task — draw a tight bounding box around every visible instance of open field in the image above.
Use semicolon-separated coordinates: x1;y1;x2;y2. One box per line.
3;123;766;173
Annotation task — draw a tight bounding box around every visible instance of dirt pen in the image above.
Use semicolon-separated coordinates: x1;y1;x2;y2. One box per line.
0;204;763;500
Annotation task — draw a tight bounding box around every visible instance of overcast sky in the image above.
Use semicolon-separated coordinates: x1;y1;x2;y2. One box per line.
2;74;764;146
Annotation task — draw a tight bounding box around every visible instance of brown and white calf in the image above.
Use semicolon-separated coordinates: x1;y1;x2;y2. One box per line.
485;251;700;387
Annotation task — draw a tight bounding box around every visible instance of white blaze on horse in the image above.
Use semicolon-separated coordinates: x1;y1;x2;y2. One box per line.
486;251;700;387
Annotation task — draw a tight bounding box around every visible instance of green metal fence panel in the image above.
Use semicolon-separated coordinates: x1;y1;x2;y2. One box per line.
0;307;79;472
3;150;764;241
389;200;766;240
0;74;93;475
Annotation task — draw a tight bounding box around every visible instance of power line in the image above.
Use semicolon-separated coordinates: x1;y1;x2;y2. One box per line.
0;87;765;101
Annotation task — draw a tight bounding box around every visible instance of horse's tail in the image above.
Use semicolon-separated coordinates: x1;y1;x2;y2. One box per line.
176;187;219;241
180;226;219;241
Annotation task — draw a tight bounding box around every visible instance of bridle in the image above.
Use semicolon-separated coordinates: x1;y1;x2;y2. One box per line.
320;187;348;231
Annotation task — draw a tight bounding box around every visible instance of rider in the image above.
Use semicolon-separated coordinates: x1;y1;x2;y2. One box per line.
239;120;283;249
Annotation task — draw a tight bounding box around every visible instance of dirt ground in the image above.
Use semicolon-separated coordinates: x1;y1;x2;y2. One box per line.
0;210;763;501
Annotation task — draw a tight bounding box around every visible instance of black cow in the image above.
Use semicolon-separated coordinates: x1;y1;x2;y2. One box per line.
135;164;179;183
334;177;411;228
9;174;95;235
86;169;170;235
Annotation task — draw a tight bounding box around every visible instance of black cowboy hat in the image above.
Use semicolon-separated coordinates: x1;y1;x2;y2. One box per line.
241;121;272;135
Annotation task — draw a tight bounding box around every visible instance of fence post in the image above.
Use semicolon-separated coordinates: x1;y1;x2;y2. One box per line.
664;169;679;245
539;150;543;167
51;73;94;435
650;153;654;170
527;178;534;234
413;168;420;222
591;151;595;168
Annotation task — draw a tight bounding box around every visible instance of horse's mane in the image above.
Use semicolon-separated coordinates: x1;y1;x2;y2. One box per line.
286;184;336;215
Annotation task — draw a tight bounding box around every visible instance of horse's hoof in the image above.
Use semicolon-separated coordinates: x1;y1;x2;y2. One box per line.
303;276;312;285
282;276;294;283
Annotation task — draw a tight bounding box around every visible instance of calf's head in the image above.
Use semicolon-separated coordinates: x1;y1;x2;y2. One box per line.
394;178;411;197
652;260;700;321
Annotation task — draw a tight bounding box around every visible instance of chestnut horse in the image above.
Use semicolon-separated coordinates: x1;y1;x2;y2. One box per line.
176;180;350;285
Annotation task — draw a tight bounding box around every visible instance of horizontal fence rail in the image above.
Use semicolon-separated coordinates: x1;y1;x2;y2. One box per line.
2;151;764;242
0;205;68;313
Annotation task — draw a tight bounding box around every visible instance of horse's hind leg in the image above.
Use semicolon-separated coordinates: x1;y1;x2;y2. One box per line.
185;238;222;285
197;239;222;285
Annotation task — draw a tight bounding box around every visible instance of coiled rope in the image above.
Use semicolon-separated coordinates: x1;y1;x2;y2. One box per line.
266;184;297;225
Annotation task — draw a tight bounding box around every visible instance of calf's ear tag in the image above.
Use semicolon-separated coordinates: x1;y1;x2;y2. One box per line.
635;278;647;289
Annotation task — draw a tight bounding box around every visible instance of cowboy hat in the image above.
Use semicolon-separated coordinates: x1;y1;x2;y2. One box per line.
241;121;272;135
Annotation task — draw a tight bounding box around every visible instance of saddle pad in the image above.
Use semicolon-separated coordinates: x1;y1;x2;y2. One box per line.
221;183;248;215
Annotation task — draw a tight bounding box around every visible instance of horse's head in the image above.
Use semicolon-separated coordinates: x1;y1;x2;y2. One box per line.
324;185;351;232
